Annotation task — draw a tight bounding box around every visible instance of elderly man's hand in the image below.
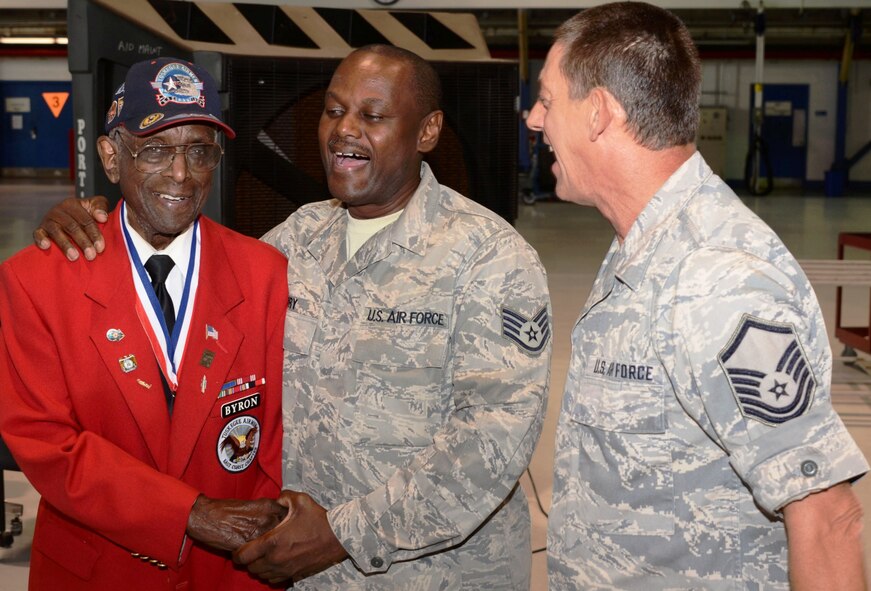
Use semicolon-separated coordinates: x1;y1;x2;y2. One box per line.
186;495;287;552
233;490;349;585
33;195;110;261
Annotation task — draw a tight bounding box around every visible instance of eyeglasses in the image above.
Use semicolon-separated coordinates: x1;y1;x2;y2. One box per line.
114;133;224;174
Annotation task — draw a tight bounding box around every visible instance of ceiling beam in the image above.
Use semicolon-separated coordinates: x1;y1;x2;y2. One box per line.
202;0;869;9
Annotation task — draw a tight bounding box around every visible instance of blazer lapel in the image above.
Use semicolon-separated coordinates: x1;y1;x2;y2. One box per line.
86;207;171;468
167;219;244;478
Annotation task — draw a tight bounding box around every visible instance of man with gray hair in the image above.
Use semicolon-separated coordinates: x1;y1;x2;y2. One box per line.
526;3;868;589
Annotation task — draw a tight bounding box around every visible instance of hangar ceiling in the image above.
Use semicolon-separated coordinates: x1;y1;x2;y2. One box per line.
0;4;867;55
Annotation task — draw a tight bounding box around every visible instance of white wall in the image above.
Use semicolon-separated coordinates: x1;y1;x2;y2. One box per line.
701;58;871;182
0;57;70;81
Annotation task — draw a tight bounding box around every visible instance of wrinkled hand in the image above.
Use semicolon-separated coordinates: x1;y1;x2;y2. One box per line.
33;195;110;261
233;490;349;585
186;495;287;553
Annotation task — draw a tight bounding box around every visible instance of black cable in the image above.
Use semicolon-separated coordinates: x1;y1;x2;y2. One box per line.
526;466;549;518
744;133;774;196
526;467;549;555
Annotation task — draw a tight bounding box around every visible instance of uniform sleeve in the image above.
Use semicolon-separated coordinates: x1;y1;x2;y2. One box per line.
0;261;200;567
654;247;868;515
327;230;551;572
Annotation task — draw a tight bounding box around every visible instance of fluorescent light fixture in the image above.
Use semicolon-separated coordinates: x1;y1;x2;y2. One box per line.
0;37;68;45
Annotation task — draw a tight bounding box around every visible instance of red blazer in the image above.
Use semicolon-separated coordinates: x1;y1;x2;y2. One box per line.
0;205;287;591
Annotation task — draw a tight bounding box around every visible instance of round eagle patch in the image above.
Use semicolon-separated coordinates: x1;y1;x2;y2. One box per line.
217;415;260;472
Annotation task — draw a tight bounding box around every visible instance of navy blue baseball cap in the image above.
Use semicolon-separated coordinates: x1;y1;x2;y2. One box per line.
105;57;235;139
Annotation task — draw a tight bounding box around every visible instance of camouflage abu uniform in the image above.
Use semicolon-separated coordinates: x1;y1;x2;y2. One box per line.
548;152;868;590
262;162;551;590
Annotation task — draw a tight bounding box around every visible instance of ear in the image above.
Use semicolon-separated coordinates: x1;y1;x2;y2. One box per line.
96;135;121;184
417;110;443;155
586;87;625;142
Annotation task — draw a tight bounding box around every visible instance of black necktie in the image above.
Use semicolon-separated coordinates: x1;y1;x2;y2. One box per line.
145;255;176;335
144;254;176;414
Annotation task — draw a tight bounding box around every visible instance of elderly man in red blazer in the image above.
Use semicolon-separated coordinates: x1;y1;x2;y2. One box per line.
0;57;287;591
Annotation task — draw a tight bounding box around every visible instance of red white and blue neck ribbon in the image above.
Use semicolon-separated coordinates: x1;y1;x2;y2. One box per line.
120;201;200;389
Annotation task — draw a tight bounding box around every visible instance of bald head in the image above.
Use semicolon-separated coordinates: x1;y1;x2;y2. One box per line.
347;44;442;119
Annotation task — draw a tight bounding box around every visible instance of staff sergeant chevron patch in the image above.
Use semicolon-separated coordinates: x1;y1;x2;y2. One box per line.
502;305;550;354
718;314;816;426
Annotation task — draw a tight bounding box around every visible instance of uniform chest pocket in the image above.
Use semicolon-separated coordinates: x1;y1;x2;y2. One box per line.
568;379;675;536
283;309;318;358
352;323;449;368
349;324;449;447
570;376;665;433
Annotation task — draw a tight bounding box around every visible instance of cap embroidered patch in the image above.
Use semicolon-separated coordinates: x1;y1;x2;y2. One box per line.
150;62;205;108
719;314;815;425
502;305;550;354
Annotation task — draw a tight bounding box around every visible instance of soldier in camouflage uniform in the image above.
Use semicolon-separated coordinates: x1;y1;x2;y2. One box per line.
231;45;551;589
526;3;869;589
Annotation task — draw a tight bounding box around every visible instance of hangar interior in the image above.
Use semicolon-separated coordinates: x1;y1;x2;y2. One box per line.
1;1;871;589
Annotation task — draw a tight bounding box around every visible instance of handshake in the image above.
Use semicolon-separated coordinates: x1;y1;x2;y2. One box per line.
186;490;349;585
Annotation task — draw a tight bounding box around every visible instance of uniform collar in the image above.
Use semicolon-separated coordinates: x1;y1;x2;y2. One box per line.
301;162;439;284
379;161;438;257
610;151;712;291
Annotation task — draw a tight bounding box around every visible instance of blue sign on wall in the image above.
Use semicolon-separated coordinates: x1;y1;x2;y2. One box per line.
1;80;73;171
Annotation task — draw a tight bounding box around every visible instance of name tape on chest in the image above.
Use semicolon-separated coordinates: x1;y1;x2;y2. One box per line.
288;295;306;312
588;358;658;382
221;393;261;419
365;307;448;327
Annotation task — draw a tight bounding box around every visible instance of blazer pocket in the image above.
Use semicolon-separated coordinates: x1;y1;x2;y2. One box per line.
37;510;101;581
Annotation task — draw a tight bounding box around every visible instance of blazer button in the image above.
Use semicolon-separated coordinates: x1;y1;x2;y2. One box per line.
130;552;140;558
139;555;150;561
370;557;384;568
157;562;168;570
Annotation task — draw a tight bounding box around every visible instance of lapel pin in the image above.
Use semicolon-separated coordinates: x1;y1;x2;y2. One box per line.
201;375;207;394
119;354;137;373
206;324;219;341
137;379;152;389
200;349;215;368
106;328;125;342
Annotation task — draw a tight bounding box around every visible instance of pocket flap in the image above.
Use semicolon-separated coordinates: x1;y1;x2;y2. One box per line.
283;310;318;355
569;379;665;434
352;324;449;369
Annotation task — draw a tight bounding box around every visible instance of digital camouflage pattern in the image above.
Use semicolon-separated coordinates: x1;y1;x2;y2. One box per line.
548;152;868;590
262;163;552;590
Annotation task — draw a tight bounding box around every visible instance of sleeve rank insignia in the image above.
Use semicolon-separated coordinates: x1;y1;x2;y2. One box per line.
719;314;816;426
502;305;550;354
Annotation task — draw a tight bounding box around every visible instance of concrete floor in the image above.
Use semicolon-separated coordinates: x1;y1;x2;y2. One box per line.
2;180;871;589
